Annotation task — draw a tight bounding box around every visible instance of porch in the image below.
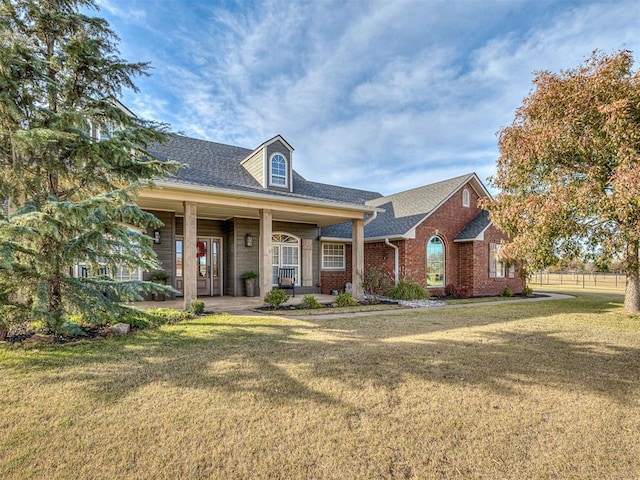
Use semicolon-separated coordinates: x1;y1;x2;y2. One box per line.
128;293;338;314
137;182;377;309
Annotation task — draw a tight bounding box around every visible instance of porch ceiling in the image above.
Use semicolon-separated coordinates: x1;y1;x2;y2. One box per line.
136;189;374;227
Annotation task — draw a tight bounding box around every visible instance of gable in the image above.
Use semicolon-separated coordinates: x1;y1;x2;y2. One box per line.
239;135;294;192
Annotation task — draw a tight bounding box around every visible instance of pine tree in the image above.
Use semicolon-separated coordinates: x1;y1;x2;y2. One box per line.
0;0;178;331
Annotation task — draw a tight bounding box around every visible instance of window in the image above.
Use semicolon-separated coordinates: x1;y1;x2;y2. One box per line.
462;188;470;207
270;153;287;186
272;233;300;285
113;265;142;282
426;236;445;287
489;243;514;278
175;240;183;277
322;243;345;270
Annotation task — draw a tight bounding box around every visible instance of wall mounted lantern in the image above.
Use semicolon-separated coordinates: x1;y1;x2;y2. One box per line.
245;233;253;247
153;230;161;244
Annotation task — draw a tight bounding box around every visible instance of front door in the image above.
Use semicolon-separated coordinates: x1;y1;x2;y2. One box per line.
175;237;222;296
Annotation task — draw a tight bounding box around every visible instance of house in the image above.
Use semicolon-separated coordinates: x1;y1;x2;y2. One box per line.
135;133;523;308
319;174;523;297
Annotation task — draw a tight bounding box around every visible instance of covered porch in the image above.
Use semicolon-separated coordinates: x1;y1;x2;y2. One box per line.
129;293;338;314
137;182;378;310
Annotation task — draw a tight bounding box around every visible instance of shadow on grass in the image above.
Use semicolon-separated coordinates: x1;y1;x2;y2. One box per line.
2;294;638;407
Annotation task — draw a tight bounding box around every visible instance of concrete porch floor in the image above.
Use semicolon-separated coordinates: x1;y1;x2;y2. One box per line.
127;293;338;313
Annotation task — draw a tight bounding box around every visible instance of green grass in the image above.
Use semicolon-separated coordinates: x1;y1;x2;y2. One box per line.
1;292;639;479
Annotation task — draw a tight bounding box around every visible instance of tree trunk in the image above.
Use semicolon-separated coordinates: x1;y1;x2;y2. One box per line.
624;241;640;313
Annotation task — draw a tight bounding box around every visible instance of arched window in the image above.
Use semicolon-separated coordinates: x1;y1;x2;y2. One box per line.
270;153;287;186
272;233;300;285
462;188;470;207
426;236;445;287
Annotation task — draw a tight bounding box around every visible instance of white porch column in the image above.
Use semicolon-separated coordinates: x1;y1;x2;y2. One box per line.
351;218;364;299
259;209;273;300
183;201;198;310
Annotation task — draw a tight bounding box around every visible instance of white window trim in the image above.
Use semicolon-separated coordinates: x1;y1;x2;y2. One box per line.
426;235;445;288
321;243;346;270
462;188;470;207
489;243;506;279
272;233;300;286
269;152;288;188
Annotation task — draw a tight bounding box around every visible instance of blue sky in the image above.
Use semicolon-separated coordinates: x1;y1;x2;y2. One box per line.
96;0;639;195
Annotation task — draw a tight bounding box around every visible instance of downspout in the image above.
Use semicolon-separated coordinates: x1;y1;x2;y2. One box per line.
385;238;399;286
363;210;377;226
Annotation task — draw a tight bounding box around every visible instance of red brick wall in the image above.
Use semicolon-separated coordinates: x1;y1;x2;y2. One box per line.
320;244;352;294
469;225;524;296
407;184;484;295
319;181;524;297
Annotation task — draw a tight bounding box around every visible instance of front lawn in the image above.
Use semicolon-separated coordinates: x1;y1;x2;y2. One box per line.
1;291;639;479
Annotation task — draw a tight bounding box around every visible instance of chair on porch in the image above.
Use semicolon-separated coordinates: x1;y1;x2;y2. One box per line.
278;267;296;297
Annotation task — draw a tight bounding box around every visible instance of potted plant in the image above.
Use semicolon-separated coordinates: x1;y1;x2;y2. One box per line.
149;270;170;301
242;271;258;297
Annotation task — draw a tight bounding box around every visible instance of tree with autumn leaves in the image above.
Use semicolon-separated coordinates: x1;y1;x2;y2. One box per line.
484;50;640;312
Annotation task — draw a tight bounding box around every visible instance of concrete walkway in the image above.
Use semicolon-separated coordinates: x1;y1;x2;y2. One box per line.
127;292;574;318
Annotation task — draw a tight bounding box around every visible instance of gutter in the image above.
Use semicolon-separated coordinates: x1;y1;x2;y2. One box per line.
385;238;399;286
154;180;383;215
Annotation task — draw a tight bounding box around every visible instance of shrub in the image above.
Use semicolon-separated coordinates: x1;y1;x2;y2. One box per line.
500;286;514;297
444;283;458;296
145;308;192;325
362;267;392;303
335;292;358;307
299;295;323;309
387;279;429;301
123;315;150;330
457;287;471;298
58;320;87;337
523;285;534;297
189;300;206;315
264;289;290;309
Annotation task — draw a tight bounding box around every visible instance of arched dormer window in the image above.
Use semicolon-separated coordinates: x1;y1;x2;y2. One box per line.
426;236;445;287
462;188;470;207
270;153;288;187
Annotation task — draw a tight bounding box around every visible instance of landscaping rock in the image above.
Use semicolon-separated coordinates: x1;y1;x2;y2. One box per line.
107;323;131;337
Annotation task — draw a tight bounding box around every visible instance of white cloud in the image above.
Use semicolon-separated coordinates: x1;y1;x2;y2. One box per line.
104;0;640;195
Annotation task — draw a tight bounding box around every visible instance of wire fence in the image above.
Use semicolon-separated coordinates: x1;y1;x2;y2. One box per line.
530;271;626;291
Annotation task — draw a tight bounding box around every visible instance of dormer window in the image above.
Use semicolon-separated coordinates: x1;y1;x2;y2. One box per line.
270;153;288;187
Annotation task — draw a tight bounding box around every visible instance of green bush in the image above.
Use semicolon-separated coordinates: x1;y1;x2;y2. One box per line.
58;320;87;337
387;279;429;301
523;285;533;297
123;315;150;329
189;300;206;315
500;286;514;297
264;289;290;309
335;292;358;307
299;295;323;309
145;308;192;325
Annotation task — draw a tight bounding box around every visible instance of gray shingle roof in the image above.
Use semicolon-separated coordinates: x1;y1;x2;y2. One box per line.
148;134;487;240
454;210;491;241
148;134;381;207
322;174;478;239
